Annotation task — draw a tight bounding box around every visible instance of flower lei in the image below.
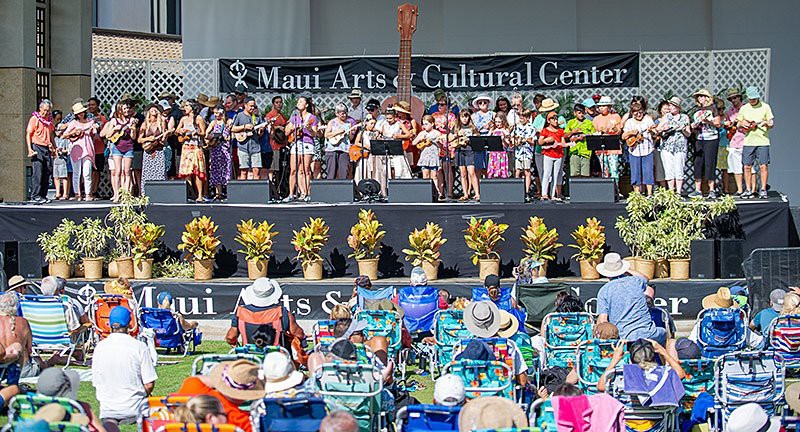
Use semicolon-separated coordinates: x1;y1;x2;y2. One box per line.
32;111;53;128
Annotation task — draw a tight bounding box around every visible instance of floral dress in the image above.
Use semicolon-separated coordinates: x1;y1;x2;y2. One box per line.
208;121;232;186
141;123;166;193
486;128;510;178
178;120;207;180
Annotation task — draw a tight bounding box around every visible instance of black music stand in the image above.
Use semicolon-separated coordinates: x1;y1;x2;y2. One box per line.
371;139;404;200
586;135;621;179
468;136;503;153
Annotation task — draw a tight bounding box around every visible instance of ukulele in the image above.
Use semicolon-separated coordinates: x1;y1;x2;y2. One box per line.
380;4;426;122
327;121;364;146
108;118;138;144
233;118;274;143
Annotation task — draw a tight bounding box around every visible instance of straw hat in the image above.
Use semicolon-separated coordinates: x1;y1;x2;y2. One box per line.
7;275;34;292
538;98;560;113
200;96;220;108
472;94;493;110
702;287;739;310
261;351;304;394
208;359;265;401
72;102;88;115
692;89;713;99
667;96;683;109
392;102;411;114
241;278;283;308
348;89;363;99
596;253;631;278
463;301;501;338
458;396;528;431
158;91;177;100
496;310;519;339
785;382;800;415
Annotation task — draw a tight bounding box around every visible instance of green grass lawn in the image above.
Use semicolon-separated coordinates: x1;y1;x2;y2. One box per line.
4;341;435;432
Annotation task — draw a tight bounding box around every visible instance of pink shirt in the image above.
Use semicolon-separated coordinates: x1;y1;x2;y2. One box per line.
64;120;97;164
726;106;745;149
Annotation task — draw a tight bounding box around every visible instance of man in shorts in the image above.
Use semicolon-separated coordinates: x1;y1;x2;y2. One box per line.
736;86;774;199
231;97;265;180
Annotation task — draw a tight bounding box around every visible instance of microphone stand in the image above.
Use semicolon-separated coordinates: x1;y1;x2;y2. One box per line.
291;108;301;202
444;92;452;201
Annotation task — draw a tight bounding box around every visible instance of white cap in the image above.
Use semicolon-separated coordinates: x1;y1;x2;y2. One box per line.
260;351;304;393
434;373;466;407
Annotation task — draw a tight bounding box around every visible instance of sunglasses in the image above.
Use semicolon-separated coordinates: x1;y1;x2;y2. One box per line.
438;102;447;106
478;100;488;105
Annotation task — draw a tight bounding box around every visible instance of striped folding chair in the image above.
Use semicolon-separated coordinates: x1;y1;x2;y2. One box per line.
18;295;77;367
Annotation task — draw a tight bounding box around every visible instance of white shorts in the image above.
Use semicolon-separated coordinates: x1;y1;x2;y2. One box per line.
727;147;743;175
290;141;315;156
660;150;687;181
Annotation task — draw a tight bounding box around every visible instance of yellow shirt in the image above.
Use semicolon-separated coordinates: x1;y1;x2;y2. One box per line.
736;101;774;146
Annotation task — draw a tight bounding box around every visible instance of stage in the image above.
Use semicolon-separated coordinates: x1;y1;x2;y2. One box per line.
0;192;792;281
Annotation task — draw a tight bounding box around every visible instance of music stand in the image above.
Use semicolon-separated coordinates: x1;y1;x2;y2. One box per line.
468;136;504;152
586;135;621;179
371;139;404;200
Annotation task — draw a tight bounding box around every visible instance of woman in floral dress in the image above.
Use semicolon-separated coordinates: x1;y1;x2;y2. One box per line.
205;104;232;201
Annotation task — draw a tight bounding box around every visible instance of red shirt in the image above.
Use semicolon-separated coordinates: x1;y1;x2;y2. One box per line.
265;109;288;151
540;127;565;159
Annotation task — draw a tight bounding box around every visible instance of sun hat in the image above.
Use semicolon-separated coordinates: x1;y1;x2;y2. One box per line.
463;300;501;338
726;403;780;432
497;310;519;339
343;318;368;339
37;367;81;400
7;275;34;292
71;102;88;115
109;306;132;327
538;98;560;113
785;382;800;415
434;374;466;407
204;96;221;108
745;86;761;100
196;93;210;104
241;278;283;308
770;288;786;312
596;96;613;106
393;102;411;114
367;299;405;320
702;287;739;310
410;266;428;286
458;396;528;431
208;359;265;401
348;89;363;99
675;338;701;360
34;403;90;426
726;88;743;100
692;89;713;99
582;97;597;109
434;88;447;102
667;96;683;109
472;94;493;110
595;253;631;278
593;322;619;340
158;91;177;100
261;351;304;394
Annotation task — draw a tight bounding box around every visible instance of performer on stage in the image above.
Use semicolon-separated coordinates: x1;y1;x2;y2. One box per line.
284;96;318;202
265;96;288;186
689;89;722;198
394;101;419;168
736;86;774;199
622;101;657;195
324;103;357;180
451;111;481;201
377;108;413;179
487;112;511;179
353;115;381;192
538;112;567;201
513;109;537;201
432;99;458;198
592;96;623;184
412;115;445;198
175;101;206;203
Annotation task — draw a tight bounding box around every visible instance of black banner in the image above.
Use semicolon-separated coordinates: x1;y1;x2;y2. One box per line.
63;278;730;321
219;52;639;94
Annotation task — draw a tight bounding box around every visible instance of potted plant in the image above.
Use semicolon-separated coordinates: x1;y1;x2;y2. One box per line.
347;209;385;280
291;217;329;280
74;217;111;280
107;191;149;278
569;217;606;280
463;217;509;280
520;217;562;276
235;219;279;280
177;216;221;281
131;222;165;279
38;218;77;279
402;222;447;280
615;191;651;271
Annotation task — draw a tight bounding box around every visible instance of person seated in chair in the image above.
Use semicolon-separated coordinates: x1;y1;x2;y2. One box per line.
0;292;32;387
172;395;228;425
156;291;198;330
462;301;528;386
40;276;90;366
596;339;685;398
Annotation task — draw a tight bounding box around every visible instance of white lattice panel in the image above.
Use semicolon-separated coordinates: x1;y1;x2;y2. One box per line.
713;49;770;101
92;58;148;109
640;51;711;105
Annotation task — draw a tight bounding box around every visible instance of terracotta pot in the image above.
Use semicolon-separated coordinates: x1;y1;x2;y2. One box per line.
540;260;549;277
247;259;268;280
302;259;324;280
421;260;440;281
49;261;71;279
624;256;639;273
134;258;154;280
579;259;601;280
115;257;135;279
83;257;103;280
669;258;691;280
356;258;379;280
108;260;118;277
655;258;670;279
478;259;500;280
638;259;657;280
193;259;214;281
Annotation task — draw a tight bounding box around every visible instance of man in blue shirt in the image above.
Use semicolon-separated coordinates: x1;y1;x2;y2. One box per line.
595;253;665;344
751;289;784;334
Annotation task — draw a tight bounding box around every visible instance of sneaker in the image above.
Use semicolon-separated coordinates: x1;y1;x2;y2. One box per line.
688;190;703;198
740;190;753;199
281;195;295;203
303;196;311;202
707;190;717;200
759;190;769;199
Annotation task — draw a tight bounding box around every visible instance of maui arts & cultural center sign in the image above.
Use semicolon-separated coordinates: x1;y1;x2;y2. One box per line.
219;52;639;94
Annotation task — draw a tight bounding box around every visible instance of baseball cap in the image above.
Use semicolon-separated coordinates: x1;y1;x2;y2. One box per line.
581;97;596;109
729;285;748;296
328;338;357;361
675;338;701;360
434;374;466;407
109;306;132;327
484;274;500;288
770;289;786;312
37;367;81;400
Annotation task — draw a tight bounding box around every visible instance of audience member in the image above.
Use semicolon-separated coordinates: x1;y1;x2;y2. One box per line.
458;396;528;431
261;351;314;398
173;395;227;425
751;289;785;333
597;339;686;401
92;306;157;430
320;410;359;432
433;373;466;407
37;367;106;432
726;403;780;432
0;292;32;384
645;285;677;339
462;301;528;385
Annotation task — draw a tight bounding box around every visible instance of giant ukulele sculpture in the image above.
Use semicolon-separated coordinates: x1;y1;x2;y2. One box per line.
381;3;426;122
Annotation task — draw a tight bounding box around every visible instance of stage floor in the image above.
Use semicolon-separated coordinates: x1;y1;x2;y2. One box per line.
0;191;791;281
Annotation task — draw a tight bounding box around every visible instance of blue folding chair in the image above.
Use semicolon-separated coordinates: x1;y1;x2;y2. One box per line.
140;307;201;356
249;397;327;432
18;295;77;367
396;404;461;431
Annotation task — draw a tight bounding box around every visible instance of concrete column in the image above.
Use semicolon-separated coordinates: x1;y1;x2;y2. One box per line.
50;0;92;111
0;0;38;201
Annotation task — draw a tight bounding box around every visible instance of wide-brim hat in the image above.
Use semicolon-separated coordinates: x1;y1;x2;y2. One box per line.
7;275;34;292
145;103;163;113
726;403;780;432
667;96;683;109
702;287;739;310
538;98;560;113
208;360;265;401
692;89;713;99
786;382;800;415
71;102;88;115
392;103;411;115
241;278;283;308
597;96;613;106
464;300;501;338
596;253;630;278
197;93;210;104
726;88;743;100
348;89;363;99
472;94;493;110
37;367;80;400
458;396;528;430
368;299;405;320
497;310;519;339
263;369;303;393
200;96;220;108
158;91;177;100
261;351;304;393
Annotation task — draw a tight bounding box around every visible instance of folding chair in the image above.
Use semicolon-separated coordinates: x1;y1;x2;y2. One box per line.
768;314;800;374
7;394;86;423
696;308;748;359
139;307;201;357
541;312;594;369
395;404;461;432
712;351;785;431
153;424;244;432
0;422;89;432
249;397;327;432
679;359;715;412
312;319;338;349
605;367;680;432
139;395;191;432
397;286;439;334
89;294;139;343
444;359;515;400
355;309;406;381
190;353;261;376
229;344;290;361
575;339;627;395
18;295;78;367
431;309;473;376
357;286;395;311
314;362;384;432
